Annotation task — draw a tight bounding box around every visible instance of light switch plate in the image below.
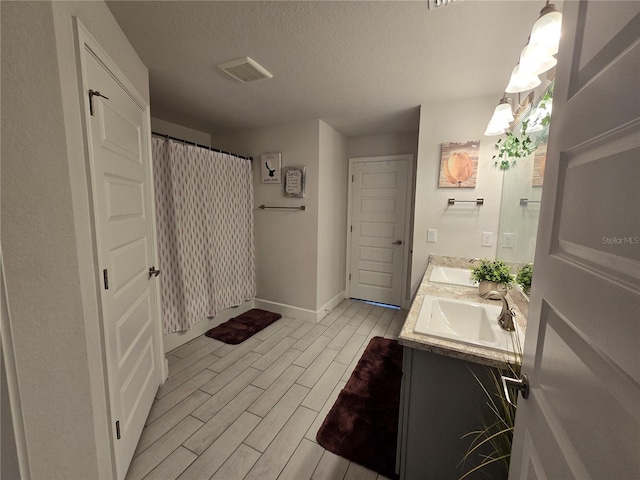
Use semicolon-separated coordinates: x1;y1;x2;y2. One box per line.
481;231;494;247
427;229;438;243
503;232;515;248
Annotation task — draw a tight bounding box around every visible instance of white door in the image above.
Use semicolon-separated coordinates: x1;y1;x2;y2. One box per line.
81;35;162;479
509;2;640;478
349;158;410;306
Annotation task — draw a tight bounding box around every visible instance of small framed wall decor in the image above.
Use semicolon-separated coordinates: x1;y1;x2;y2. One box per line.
283;166;306;198
261;153;281;183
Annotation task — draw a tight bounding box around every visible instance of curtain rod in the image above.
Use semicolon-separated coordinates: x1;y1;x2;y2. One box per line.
151;132;253;161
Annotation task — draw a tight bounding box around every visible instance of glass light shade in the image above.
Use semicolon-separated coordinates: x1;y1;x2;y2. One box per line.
485;117;510;135
505;64;541;93
484;124;506;136
492;102;515;124
519;44;557;76
530;8;562;55
485;98;516;136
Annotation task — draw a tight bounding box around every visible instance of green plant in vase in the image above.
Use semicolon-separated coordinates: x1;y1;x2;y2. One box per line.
516;264;533;295
493;120;535;171
470;259;514;298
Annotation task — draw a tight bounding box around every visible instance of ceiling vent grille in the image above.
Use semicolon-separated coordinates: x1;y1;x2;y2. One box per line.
217;57;273;83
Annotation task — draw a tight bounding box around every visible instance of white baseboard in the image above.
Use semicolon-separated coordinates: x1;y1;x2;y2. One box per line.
255;291;346;323
253;298;317;322
162;299;255;353
318;291;347;319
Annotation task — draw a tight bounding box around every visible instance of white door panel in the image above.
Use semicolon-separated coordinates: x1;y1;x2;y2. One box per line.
509;2;640;478
349;160;410;306
82;39;161;480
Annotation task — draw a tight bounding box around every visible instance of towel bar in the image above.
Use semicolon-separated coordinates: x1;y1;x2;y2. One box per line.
447;198;484;206
258;205;306;211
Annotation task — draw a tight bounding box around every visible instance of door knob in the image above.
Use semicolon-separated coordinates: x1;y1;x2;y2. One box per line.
392;240;403;245
148;267;161;278
501;373;529;405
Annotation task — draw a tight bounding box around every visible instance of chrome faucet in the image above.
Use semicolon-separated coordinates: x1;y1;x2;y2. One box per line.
482;290;516;331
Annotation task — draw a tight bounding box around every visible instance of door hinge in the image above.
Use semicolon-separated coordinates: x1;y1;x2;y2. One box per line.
103;269;109;290
350;225;352;233
349;273;351;280
115;420;121;440
351;174;354;182
88;89;109;116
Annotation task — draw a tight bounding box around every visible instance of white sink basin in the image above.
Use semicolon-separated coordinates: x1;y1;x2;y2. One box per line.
414;295;521;353
429;266;477;287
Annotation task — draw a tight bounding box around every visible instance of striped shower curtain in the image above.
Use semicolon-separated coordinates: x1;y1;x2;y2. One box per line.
152;137;256;333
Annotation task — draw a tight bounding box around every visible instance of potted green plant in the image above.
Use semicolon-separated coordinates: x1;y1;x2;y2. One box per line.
516;263;533;295
470;259;514;299
460;338;522;479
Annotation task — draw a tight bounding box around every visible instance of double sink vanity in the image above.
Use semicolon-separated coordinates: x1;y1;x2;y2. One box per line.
396;256;528;479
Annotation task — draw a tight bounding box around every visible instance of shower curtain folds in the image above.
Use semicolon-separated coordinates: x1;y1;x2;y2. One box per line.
152;137;256;334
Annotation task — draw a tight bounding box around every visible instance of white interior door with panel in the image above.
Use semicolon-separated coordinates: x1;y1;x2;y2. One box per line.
79;25;164;480
348;157;412;307
509;2;640;478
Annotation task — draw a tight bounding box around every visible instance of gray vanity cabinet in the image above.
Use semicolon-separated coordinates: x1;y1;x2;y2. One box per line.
396;346;506;480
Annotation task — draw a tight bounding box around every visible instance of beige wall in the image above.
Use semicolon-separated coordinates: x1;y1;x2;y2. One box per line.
151;117;212;146
411;96;504;297
219;119;349;316
1;1;149;478
226;120;321;312
216;125;416;314
317;121;349;310
347;132;418;159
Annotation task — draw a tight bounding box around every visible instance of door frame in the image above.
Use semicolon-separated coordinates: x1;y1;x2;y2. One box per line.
346;154;414;309
76;19;166;472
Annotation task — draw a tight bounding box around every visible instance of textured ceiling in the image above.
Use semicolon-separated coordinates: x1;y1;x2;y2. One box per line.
106;1;547;137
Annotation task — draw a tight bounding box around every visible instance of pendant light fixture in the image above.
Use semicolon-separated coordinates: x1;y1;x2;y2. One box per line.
484;1;562;136
505;64;542;94
519;43;557;76
529;1;563;55
485;96;515;136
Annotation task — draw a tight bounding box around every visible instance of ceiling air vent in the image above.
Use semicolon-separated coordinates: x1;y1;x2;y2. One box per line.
217;57;273;83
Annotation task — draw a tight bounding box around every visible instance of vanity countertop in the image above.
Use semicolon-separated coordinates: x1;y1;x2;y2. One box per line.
399;255;527;368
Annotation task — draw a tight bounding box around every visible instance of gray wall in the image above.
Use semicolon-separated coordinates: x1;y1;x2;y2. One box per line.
228;120;321;311
1;1;149;477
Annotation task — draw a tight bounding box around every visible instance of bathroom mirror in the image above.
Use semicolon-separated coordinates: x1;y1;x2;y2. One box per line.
496;83;554;267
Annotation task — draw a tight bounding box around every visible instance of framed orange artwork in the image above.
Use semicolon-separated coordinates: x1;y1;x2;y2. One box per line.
438;141;479;188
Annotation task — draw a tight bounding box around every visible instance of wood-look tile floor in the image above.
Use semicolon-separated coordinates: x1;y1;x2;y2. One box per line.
126;299;407;480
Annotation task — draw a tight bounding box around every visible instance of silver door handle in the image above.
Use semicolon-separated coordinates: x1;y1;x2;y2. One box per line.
392;240;403;245
501;373;529;405
148;267;161;278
